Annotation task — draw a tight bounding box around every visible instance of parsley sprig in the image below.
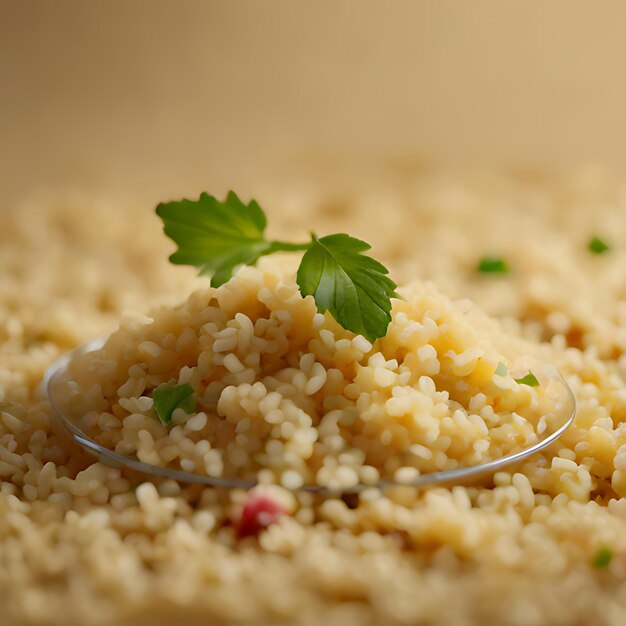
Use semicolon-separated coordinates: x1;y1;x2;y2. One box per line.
157;192;398;341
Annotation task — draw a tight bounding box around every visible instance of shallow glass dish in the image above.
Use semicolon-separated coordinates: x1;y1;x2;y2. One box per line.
45;338;577;494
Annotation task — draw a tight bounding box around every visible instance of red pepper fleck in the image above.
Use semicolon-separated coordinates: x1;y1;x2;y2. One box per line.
236;492;285;538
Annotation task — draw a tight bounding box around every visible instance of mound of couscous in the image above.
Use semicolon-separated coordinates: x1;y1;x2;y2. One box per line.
55;260;567;492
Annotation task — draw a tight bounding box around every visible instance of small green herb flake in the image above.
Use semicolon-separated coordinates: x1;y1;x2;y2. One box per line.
589;236;610;255
514;371;539;387
297;233;399;342
478;256;509;274
494;362;508;377
152;383;195;426
592;547;613;569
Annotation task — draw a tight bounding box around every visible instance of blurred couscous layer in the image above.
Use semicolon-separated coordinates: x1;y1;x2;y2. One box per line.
3;169;626;626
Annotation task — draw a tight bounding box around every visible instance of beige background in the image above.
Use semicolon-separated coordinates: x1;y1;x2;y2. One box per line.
2;1;626;205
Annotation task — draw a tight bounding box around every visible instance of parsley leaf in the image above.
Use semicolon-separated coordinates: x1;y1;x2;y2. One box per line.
152;383;195;426
592;547;613;569
589;236;610;255
478;256;509;274
297;233;398;342
156;191;276;287
514;371;539;387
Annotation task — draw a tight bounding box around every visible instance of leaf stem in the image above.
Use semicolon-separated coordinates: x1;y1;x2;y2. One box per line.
268;240;311;252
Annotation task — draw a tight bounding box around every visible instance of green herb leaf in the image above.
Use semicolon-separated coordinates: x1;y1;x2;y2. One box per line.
589;236;610;255
156;192;398;340
152;383;195;426
478;256;509;274
514;371;539;387
592;547;613;569
494;362;508;377
156;191;275;287
297;233;398;342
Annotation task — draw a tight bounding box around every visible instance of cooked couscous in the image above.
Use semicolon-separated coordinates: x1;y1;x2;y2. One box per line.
55;260;568;492
3;170;626;625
